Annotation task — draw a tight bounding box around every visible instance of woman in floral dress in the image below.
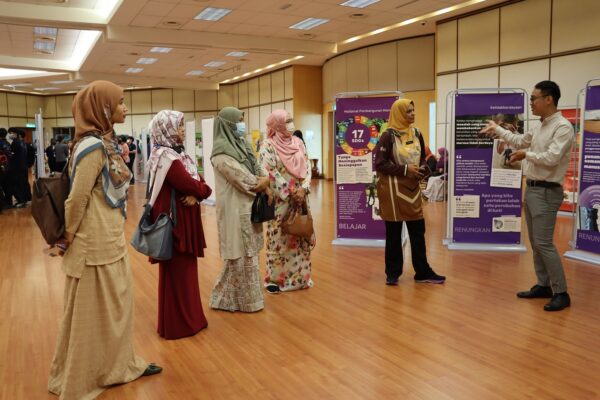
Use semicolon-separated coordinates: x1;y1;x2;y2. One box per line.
259;109;314;294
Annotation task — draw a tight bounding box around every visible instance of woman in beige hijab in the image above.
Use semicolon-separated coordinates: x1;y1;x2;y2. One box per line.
48;81;161;400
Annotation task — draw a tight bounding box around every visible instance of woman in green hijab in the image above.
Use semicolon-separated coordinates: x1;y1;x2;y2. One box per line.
209;107;272;312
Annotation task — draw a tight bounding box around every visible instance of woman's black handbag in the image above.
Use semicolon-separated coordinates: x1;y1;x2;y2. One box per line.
251;191;275;223
131;188;176;260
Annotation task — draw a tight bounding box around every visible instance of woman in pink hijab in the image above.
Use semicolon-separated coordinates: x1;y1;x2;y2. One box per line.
259;109;314;294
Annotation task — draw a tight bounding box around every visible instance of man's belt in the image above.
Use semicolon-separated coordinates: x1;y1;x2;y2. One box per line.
526;179;561;188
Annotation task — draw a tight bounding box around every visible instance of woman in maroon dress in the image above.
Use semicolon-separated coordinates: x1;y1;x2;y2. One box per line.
147;110;212;339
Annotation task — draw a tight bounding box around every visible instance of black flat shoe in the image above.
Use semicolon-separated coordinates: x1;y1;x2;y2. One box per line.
142;363;163;376
385;278;399;286
544;292;571;311
265;283;281;294
516;284;553;299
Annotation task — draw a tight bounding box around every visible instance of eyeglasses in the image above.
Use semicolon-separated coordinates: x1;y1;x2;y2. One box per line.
530;95;549;103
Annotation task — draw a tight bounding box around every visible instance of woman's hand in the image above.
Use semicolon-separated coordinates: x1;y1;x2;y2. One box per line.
253;176;270;192
181;195;198;206
291;187;306;204
265;187;274;206
406;164;424;180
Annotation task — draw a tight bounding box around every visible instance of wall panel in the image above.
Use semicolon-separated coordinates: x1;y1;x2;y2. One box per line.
7;93;27;117
500;0;550;62
248;78;259;106
132;90;152;114
173;89;195;111
218;85;234;109
458;9;499;69
398;36;435;91
436;74;457;122
271;70;285;102
55;95;75;117
195;90;218;111
329;55;347;98
552;0;600;53
499;59;549;96
26;95;44;117
551;50;600;108
437;20;457;72
0;92;7;115
368;42;397;91
152;89;172;113
346;48;369;93
237;81;249;108
248;106;260;132
259;75;271;104
284;67;293;98
457;67;499;89
259;104;271;133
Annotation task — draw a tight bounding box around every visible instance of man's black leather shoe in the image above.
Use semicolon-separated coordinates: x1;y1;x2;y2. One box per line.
544;292;571;311
516;284;553;299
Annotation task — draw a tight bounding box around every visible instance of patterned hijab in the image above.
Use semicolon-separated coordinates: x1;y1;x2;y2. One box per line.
211;106;257;174
266;109;306;179
71;80;131;202
147;110;200;181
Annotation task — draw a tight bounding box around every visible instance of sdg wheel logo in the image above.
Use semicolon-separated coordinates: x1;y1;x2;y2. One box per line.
337;115;387;156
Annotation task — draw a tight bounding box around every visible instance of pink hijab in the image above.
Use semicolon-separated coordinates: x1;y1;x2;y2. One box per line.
266;109;306;179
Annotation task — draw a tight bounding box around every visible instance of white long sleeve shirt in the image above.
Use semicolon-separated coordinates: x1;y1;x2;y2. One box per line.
494;111;574;184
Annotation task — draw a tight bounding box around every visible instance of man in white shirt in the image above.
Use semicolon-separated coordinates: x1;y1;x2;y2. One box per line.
480;81;574;311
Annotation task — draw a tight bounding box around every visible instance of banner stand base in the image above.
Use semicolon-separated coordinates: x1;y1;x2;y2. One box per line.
443;238;450;246
332;238;385;248
564;250;600;267
201;199;216;206
447;243;527;252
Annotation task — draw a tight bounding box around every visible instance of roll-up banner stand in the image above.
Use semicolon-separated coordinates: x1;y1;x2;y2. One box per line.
201;117;216;205
565;78;600;266
445;89;528;252
332;91;401;247
34;109;45;178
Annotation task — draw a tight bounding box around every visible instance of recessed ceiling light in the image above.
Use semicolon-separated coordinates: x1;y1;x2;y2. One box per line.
340;0;380;8
150;47;172;53
349;13;367;19
34;87;59;91
299;33;316;39
137;57;158;64
34;27;58;36
204;61;226;68
49;80;74;84
163;21;181;26
126;68;143;73
194;7;232;21
186;70;205;76
289;18;329;30
34;40;56;52
226;51;248;57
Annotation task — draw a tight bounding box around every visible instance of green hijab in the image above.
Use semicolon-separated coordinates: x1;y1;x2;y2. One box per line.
211;106;257;174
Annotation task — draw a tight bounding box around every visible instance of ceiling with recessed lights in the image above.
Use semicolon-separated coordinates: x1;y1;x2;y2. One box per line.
0;0;505;94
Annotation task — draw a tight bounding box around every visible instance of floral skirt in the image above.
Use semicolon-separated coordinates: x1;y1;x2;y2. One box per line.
209;256;264;312
264;248;313;292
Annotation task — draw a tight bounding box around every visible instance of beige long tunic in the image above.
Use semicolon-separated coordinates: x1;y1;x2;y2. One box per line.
48;147;147;400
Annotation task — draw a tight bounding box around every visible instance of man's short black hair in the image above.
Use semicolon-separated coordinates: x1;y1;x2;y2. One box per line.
534;80;561;107
56;135;64;142
0;128;7;138
8;127;25;138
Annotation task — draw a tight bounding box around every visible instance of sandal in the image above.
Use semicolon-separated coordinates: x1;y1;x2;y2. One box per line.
142;363;163;376
265;283;281;294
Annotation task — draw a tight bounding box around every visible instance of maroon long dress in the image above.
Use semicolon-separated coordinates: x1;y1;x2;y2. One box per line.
150;160;212;340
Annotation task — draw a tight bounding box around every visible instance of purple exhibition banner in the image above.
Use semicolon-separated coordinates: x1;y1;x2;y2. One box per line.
334;96;397;240
575;85;600;254
452;93;525;244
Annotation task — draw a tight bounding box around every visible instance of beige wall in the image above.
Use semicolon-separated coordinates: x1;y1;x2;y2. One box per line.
436;0;600;145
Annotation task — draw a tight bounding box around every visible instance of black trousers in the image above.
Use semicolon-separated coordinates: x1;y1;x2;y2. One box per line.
0;170;11;207
55;161;67;174
384;219;432;279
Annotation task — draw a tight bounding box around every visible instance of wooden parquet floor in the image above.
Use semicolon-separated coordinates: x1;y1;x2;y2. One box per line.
1;180;600;400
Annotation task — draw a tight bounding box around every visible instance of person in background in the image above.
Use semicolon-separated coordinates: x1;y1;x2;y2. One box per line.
45;138;57;174
374;99;446;286
209;106;271;313
0;128;12;210
423;145;437;177
260;110;314;294
147;110;212;340
292;129;305;145
127;136;136;184
118;135;130;165
480;80;574;312
48;80;161;400
54;135;69;173
7;128;30;208
435;147;448;176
